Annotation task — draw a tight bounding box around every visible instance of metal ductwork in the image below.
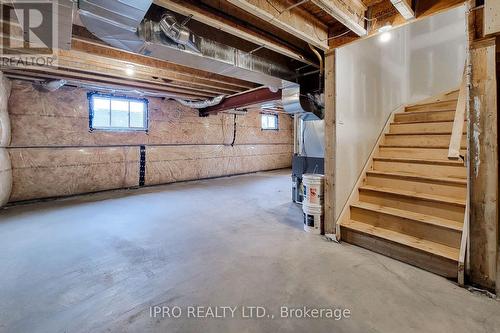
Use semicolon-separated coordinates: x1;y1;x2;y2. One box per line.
159;13;199;53
175;95;225;109
33;79;67;92
282;85;324;121
77;0;293;89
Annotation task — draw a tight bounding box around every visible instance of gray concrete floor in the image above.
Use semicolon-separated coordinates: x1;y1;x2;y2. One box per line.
0;169;499;333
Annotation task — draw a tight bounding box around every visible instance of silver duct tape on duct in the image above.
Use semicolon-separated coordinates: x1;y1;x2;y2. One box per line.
77;0;294;89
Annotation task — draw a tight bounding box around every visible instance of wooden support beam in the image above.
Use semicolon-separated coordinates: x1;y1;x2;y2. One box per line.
496;36;500;297
390;0;415;20
468;38;498;291
225;0;329;51
324;49;336;235
311;0;367;36
484;0;500;37
153;0;314;65
200;87;282;115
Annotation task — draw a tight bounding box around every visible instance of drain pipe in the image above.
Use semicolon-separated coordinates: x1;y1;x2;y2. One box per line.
308;44;323;91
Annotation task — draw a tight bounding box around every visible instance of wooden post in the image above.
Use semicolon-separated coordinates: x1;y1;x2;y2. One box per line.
324;49;336;235
496;36;500;296
468;38;498;291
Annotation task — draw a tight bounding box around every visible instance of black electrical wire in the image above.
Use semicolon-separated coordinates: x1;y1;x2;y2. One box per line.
230;114;237;146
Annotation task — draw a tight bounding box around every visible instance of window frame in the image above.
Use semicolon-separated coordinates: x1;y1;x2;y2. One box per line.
260;112;279;131
88;92;149;132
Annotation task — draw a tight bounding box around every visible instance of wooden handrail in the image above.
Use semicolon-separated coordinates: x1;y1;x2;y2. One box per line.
448;70;467;160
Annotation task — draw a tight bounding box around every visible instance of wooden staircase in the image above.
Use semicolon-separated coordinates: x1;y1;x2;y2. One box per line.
338;90;467;279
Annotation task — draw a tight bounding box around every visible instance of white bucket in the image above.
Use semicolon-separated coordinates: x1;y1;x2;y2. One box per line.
302;201;323;235
302;173;324;206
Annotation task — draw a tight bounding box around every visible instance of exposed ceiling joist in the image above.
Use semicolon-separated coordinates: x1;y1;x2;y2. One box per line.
390;0;415;20
225;0;329;51
311;0;367;36
153;0;315;66
69;39;255;92
329;0;466;49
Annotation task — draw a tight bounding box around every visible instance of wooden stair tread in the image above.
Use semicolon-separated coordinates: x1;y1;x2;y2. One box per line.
367;170;467;185
392;119;460;124
405;108;456;113
405;100;458;111
407;99;458;108
380;144;466;149
373;156;465;166
359;185;466;206
351;201;463;231
385;132;451;136
341;219;460;261
398;109;456;116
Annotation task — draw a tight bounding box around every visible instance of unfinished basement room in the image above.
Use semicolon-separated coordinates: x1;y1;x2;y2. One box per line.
0;0;499;332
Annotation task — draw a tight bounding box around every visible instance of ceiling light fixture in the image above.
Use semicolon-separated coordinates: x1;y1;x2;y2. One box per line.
378;25;393;43
125;64;135;76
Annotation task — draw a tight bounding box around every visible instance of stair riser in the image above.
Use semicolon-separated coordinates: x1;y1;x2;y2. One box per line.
384;134;466;148
350;206;461;248
359;189;465;222
405;100;457;112
340;227;458;278
365;174;466;199
377;147;465;160
394;111;455;123
389;122;460;134
372;160;467;179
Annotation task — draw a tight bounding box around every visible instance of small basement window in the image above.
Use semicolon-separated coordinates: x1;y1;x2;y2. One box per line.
88;93;148;131
261;113;279;130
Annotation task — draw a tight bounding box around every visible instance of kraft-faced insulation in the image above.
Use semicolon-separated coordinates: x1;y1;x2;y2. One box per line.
9;147;140;201
8;81;292;147
0;148;12;205
145;144;292;185
6;80;293;202
0;74;11;146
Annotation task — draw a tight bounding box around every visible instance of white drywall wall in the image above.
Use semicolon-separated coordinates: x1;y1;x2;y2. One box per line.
335;5;467;219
